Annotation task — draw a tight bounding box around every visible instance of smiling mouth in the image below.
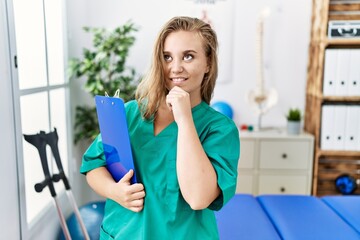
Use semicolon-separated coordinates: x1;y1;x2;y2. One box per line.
170;77;187;83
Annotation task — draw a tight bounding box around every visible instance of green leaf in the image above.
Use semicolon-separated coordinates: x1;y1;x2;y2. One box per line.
69;20;140;144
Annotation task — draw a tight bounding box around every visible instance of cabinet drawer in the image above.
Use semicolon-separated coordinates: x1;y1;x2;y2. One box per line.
259;140;310;170
236;174;254;194
238;140;255;169
258;175;308;194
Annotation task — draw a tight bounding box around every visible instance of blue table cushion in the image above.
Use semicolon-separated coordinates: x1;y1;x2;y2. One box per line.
257;195;360;240
215;194;280;240
322;196;360;235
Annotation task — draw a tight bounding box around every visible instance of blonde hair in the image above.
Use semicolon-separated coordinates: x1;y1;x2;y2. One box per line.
135;16;218;119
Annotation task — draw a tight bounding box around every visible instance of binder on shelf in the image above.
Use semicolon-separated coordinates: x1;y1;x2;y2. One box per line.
344;106;359;151
332;105;347;151
357;106;360;151
323;49;337;96
347;49;360;96
321;105;335;150
335;50;350;96
328;20;360;38
95;94;137;184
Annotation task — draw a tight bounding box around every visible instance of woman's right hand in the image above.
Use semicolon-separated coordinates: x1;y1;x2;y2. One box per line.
110;169;145;212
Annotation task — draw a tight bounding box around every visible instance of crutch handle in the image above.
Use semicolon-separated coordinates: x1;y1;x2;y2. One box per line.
34;177;57;196
52;173;61;182
41;129;71;190
24;133;57;197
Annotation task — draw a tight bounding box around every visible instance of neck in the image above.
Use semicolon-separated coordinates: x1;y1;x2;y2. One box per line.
189;93;202;108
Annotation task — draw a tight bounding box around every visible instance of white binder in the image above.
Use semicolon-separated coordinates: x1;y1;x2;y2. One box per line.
335;50;350;96
357;106;360;151
344;105;359;151
332;105;347;150
323;49;337;96
347;49;360;96
321;105;335;150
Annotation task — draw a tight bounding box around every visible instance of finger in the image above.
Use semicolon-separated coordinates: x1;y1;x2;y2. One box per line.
130;199;144;208
165;96;173;111
119;169;133;183
130;206;143;212
169;86;187;95
131;190;146;200
130;183;144;192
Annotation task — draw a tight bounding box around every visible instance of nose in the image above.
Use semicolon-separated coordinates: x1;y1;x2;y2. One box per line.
170;59;183;73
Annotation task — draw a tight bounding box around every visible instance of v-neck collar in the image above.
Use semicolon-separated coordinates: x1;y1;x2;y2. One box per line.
146;101;206;137
153;120;176;137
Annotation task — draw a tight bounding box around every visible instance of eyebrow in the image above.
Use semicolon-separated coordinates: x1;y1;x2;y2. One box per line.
163;50;198;54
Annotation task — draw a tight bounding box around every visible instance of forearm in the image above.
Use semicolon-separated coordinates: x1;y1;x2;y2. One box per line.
86;167;145;212
176;119;220;210
86;167;117;199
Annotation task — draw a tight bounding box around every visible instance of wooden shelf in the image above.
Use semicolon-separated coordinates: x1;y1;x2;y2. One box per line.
317;150;360;158
325;38;360;47
328;14;360;21
322;96;360;102
329;3;360;12
328;2;360;20
305;0;360;196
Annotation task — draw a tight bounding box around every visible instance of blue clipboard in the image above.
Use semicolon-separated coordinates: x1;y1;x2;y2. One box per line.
95;95;137;184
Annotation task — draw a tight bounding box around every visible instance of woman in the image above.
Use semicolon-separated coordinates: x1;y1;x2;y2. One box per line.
81;16;240;239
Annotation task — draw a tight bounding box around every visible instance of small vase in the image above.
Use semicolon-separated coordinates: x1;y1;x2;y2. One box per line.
287;121;301;135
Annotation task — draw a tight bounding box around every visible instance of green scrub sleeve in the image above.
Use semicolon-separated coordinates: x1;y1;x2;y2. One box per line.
80;134;106;175
204;123;240;211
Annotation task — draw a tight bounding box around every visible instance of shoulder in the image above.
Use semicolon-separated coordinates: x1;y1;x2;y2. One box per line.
125;100;140;116
195;102;238;132
125;99;138;109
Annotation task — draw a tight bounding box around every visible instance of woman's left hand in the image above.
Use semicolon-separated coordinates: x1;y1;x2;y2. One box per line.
166;86;192;124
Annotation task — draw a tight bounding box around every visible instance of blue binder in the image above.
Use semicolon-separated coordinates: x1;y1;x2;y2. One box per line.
95;95;137;184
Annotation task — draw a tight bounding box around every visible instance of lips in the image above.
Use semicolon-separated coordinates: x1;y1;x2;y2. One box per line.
170;77;187;83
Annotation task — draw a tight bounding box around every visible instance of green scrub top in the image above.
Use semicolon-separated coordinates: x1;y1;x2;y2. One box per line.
80;100;240;240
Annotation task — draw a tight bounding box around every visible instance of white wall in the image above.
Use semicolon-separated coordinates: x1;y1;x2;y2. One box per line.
67;0;312;129
66;0;312;202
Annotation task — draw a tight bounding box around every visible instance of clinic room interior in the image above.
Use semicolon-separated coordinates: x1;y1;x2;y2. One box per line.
1;0;360;239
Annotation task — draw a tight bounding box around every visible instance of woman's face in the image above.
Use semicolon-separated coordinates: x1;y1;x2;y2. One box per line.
162;30;209;102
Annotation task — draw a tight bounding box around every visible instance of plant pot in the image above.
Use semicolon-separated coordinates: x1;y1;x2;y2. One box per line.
287;121;301;135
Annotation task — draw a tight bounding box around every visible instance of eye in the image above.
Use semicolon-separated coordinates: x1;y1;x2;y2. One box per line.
184;54;193;61
163;54;172;62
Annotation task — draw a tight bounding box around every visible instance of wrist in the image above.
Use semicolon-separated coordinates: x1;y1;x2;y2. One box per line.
175;112;193;127
105;180;117;199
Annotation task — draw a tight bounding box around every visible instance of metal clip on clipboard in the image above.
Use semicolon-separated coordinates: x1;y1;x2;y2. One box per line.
104;89;120;98
95;90;137;184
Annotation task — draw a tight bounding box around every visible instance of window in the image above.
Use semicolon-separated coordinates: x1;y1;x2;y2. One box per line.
12;0;70;231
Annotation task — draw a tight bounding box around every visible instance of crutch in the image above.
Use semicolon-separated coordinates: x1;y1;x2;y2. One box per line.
24;129;90;240
23;132;71;240
40;128;90;240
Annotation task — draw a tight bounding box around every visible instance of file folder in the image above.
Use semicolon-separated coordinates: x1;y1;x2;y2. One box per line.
323;49;337;96
333;105;347;151
348;49;360;96
344;106;359;151
335;50;350;96
321;105;335;150
95;95;137;184
357;107;360;151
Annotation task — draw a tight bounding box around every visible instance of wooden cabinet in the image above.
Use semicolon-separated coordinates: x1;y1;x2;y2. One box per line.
304;0;360;196
236;130;314;195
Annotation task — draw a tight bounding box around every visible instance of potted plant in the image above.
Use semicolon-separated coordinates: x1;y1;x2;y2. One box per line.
69;21;140;144
286;108;302;135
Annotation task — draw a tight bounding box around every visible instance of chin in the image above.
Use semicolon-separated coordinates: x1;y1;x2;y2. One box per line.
167;81;185;89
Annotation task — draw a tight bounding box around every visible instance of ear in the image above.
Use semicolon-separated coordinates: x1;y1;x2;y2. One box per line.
205;65;210;73
205;56;211;73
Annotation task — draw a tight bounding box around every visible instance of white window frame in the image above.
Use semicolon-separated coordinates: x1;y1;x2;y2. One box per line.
6;0;73;238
